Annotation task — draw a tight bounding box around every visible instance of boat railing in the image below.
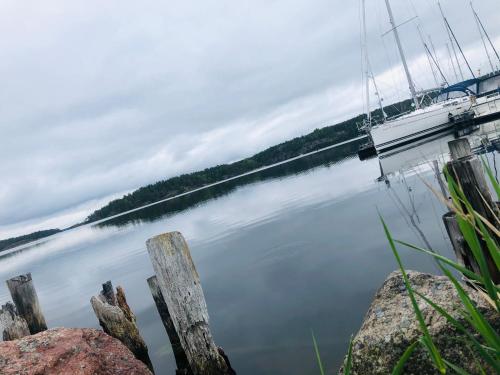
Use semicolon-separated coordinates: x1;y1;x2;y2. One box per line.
386;110;412;121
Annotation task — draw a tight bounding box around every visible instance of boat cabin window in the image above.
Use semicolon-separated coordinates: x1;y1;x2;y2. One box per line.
434;90;467;103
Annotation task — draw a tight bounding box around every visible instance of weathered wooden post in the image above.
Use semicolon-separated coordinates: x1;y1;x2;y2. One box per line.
6;273;47;334
443;138;500;283
146;231;235;375
0;302;30;341
91;281;154;372
148;275;192;375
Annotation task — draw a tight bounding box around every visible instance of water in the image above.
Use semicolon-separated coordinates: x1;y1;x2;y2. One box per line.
0;130;498;374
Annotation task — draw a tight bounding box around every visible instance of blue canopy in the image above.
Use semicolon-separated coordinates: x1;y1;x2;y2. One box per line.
441;78;479;94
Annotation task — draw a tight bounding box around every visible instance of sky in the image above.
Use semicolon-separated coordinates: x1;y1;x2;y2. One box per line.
1;0;499;239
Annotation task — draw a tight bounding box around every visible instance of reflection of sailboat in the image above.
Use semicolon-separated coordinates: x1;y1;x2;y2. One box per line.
383;167;436;253
378;126;500;178
378;134;454;177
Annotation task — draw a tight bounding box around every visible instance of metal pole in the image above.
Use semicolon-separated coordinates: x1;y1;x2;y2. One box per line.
361;0;371;125
439;2;464;81
446;43;459;82
417;24;439;87
384;0;420;109
424;43;448;85
444;16;476;79
471;2;494;73
473;4;500;68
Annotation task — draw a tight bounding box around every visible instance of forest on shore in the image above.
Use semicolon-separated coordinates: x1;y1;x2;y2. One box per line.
0;98;413;251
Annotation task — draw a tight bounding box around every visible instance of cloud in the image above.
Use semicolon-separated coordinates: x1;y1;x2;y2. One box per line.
0;0;499;237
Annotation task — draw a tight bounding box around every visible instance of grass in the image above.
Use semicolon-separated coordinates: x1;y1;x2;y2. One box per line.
325;159;500;374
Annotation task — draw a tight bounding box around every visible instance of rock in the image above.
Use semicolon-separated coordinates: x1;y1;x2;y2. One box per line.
0;327;153;374
340;270;499;374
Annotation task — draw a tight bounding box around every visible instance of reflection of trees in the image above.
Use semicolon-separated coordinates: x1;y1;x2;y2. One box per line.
97;141;363;228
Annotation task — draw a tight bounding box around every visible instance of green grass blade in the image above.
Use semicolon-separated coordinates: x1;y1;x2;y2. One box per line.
391;341;419;375
394;240;487;286
472;211;500;272
440;266;500;350
445;164;500;310
443;359;472;375
481;156;500;200
456;215;499;311
345;334;353;375
445;167;463;210
311;331;325;375
380;215;446;373
447;186;499;309
415;291;500;372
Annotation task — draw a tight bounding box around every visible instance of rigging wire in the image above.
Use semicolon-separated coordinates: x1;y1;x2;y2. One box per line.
438;1;465;81
423;42;448;85
375;0;406;112
428;36;443;78
418;24;440;87
388;179;433;251
471;2;500;68
442;15;476;78
358;0;367;119
445;43;459;83
470;1;494;73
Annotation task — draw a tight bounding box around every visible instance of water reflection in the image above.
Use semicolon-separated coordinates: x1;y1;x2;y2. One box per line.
98;141;363;227
0;130;497;374
379;120;500;178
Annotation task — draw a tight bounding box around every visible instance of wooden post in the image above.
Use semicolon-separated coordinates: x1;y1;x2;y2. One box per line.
146;231;235;375
443;212;482;275
447;139;498;222
90;281;154;373
6;273;47;334
0;302;30;341
147;275;192;375
444;139;500;283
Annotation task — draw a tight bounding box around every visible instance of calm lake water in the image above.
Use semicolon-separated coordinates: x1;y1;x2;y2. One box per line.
1;129;498;374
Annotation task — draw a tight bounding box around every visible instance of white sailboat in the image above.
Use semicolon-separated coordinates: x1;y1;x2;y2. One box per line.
363;0;500;154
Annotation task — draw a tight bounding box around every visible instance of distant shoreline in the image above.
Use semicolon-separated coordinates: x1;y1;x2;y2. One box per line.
1;97;413;251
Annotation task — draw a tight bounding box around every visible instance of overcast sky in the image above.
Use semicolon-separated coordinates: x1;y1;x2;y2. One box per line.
1;0;499;238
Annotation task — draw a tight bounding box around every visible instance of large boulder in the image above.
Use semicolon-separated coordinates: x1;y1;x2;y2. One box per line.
341;270;499;374
0;327;153;374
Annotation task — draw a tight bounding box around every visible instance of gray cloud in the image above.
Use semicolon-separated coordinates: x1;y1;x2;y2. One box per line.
1;0;499;237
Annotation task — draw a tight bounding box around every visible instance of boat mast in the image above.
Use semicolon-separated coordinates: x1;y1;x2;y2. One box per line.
470;2;494;72
438;2;464;81
370;66;387;121
471;2;500;70
384;0;420;109
428;35;444;76
421;36;448;85
417;24;439;87
361;0;371;126
445;43;459;81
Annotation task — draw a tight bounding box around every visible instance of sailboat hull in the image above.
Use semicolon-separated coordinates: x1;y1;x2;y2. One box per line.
371;98;471;153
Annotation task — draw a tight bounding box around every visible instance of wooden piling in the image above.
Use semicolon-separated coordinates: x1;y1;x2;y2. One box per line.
6;273;47;334
90;281;154;372
443;212;482;275
147;275;192;375
0;302;30;341
443;138;500;283
447;139;498;223
146;231;235;375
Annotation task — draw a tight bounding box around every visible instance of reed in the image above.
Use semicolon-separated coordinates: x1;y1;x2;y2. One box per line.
333;162;500;374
